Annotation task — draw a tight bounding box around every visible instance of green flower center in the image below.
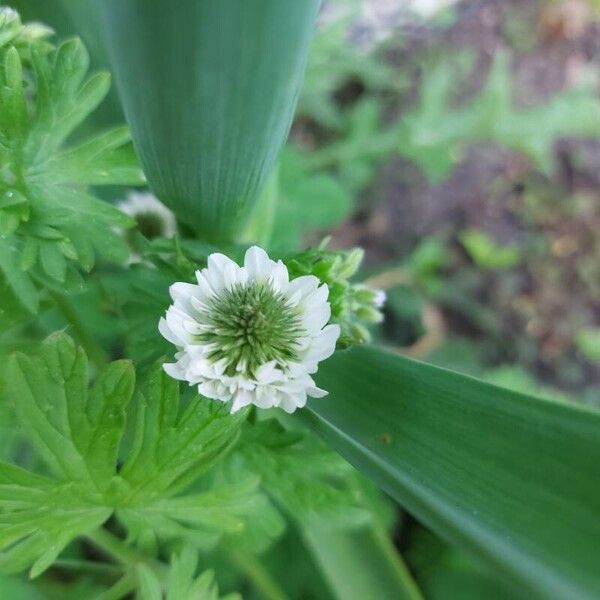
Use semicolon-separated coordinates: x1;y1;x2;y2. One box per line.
135;211;167;240
197;282;305;377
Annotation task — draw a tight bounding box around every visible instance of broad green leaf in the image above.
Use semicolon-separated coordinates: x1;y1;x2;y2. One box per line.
95;0;322;240
306;345;600;599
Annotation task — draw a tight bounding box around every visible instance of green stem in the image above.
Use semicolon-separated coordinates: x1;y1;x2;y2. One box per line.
53;558;123;575
86;528;146;568
93;573;137;600
223;543;289;600
49;289;108;370
368;521;424;600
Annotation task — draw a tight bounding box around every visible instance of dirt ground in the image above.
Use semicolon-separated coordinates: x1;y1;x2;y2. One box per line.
331;0;600;397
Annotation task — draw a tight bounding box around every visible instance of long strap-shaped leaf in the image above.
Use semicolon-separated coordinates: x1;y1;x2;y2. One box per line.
95;0;321;241
305;346;600;599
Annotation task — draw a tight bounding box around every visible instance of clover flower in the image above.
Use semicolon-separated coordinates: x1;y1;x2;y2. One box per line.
159;246;340;414
118;191;177;240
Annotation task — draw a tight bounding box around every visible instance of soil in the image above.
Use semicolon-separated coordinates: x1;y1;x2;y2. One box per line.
330;0;600;396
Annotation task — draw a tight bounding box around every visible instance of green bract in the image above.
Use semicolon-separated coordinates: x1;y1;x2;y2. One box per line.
0;12;144;313
287;245;384;348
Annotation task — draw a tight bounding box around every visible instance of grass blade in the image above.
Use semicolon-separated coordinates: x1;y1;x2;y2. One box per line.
96;0;321;241
305;345;600;599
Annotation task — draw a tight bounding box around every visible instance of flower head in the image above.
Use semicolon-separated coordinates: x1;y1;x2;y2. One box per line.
118;191;177;240
159;246;340;414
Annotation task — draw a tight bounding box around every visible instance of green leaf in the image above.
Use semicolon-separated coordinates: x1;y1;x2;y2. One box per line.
0;12;144;312
5;333;134;489
234;420;369;529
397;52;600;181
0;334;253;575
120;363;246;502
269;148;353;252
137;547;240;600
306;345;600;598
0;573;44;600
95;0;321;240
119;477;263;553
0;461;111;577
460;229;521;270
0;238;39;313
304;526;423;600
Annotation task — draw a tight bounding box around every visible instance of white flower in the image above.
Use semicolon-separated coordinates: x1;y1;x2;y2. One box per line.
373;289;387;309
159;246;341;414
118;190;177;239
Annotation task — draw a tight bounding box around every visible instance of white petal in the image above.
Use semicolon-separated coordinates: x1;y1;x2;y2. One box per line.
244;246;274;281
170;282;199;305
287;275;319;299
280;394;302;414
195;270;216;298
255;361;283;385
305;324;341;364
231;388;254;413
253;386;278;409
302;302;331;334
303;284;329;311
163;361;186;381
269;260;289;292
165;307;192;345
206;252;238;294
158;317;181;346
307;385;328;398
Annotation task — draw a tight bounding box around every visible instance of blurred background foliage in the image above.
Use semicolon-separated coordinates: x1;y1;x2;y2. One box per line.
2;0;600;597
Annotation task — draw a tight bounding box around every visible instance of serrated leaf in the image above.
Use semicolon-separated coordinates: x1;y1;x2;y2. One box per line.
235;420;369;529
0;12;144;306
119;477;262;552
136;547;239;600
0;238;39;313
39;241;67;281
0;334;254;575
4;333;135;493
121;363;246;502
48;126;145;185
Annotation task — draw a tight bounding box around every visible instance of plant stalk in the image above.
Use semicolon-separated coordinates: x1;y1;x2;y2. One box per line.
86;528;146;568
93;573;137;600
223;543;289;600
